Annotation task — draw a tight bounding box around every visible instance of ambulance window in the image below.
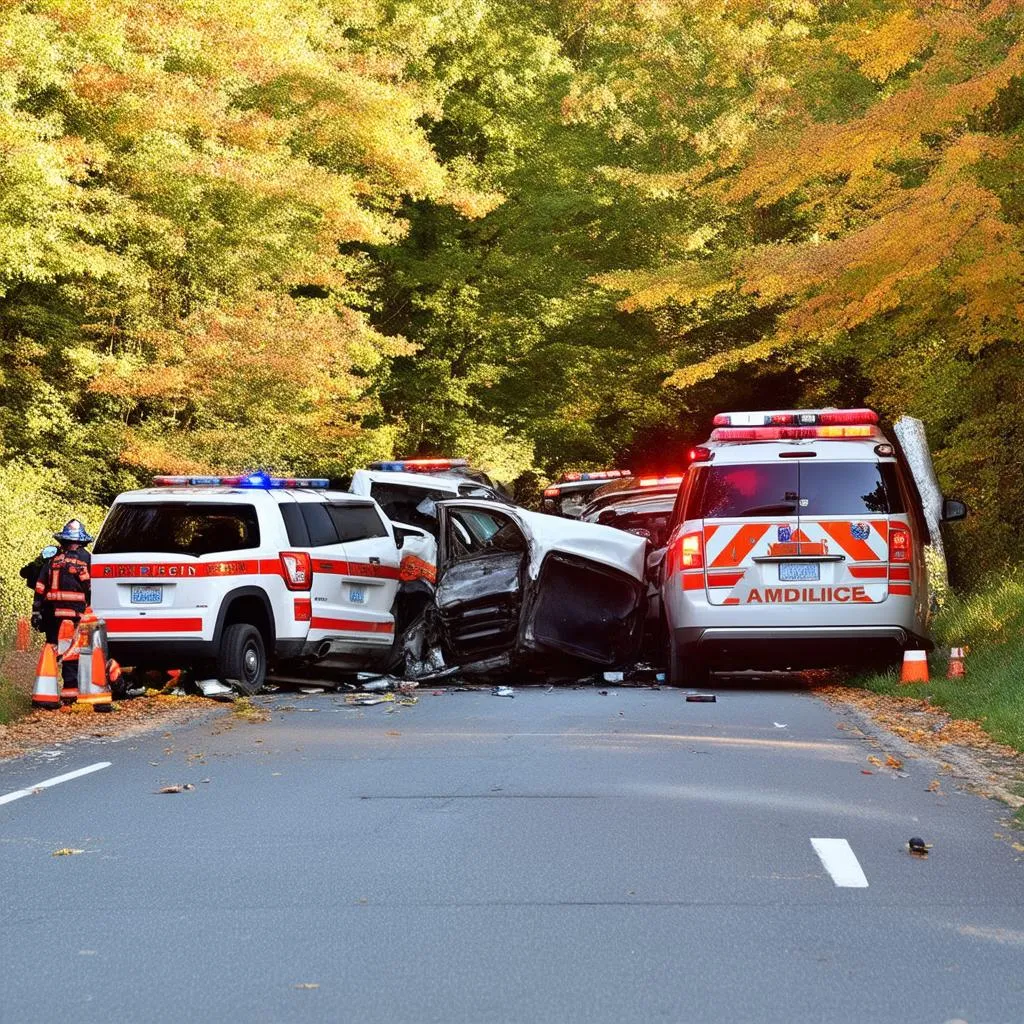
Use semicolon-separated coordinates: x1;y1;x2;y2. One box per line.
697;465;800;518
95;503;260;556
327;502;389;542
798;462;905;515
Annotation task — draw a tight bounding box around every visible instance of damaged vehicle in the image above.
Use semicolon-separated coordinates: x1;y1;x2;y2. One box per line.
425;500;649;678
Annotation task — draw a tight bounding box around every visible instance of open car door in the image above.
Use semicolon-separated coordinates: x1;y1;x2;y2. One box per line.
434;501;648;670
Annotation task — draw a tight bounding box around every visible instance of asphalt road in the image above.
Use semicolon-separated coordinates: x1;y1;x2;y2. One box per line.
1;682;1022;1024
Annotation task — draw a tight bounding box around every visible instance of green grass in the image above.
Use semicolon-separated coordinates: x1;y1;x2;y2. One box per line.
0;673;30;724
850;569;1024;751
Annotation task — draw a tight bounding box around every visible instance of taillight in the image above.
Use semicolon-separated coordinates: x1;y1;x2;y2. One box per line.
680;531;703;570
889;527;911;564
688;446;714;463
280;551;312;590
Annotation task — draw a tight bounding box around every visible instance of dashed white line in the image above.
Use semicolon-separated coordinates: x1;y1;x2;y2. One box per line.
0;762;111;807
811;837;869;888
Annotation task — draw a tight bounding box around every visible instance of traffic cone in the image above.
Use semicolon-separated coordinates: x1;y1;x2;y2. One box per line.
31;645;61;709
15;617;30;652
78;647;113;712
60;623;87;704
947;647;967;679
56;620;76;658
900;649;929;684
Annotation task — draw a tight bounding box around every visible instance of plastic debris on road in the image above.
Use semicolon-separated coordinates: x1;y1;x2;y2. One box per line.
196;678;235;701
157;783;196;794
686;693;716;702
492;686;515;697
908;836;931;857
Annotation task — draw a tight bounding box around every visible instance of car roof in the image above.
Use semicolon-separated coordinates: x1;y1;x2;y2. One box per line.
581;493;676;520
352;469;466;491
704;438;886;464
114;487;371;505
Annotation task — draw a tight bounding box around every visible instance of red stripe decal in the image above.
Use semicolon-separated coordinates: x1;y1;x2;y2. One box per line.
682;572;704;591
889;566;911;581
310;616;394;634
849;566;887;579
106;618;204;633
707;571;743;588
889;584;912;596
312;560;400;581
818;522;880;562
710;524;771;569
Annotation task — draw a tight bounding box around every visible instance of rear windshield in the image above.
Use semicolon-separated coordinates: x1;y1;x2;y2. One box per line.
95;503;260;556
370;482;452;534
692;462;904;519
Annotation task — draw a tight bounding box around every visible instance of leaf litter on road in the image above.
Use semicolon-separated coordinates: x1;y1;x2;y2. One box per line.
52;848;85;856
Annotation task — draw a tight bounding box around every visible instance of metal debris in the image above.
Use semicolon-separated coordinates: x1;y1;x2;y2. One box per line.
686;693;716;703
492;686;515;698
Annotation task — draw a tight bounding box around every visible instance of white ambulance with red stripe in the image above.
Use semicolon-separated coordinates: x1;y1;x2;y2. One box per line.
90;475;418;693
660;409;967;685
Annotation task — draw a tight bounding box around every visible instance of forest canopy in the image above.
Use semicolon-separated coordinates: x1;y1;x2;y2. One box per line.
1;0;1022;586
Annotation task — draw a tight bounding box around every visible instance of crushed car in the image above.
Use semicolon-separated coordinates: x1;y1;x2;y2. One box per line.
539;470;631;519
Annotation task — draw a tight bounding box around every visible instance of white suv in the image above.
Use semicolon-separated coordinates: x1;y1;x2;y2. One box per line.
91;475;407;692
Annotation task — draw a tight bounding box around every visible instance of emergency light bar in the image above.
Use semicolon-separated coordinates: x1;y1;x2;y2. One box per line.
637;475;684;487
369;458;470;473
712;408;879;427
557;469;630;483
710;425;878;441
152;475;329;488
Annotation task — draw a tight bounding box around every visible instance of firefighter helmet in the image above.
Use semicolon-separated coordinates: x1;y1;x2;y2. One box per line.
54;519;94;544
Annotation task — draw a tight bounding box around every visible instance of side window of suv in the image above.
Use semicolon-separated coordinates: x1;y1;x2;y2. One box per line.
326;502;388;542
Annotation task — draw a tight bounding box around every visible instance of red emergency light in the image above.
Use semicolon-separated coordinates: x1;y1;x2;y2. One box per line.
637;475;684;488
557;469;630;483
370;458;470;473
710;425;877;441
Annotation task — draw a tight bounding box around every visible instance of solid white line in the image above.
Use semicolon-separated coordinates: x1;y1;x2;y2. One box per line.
810;837;869;888
0;762;111;807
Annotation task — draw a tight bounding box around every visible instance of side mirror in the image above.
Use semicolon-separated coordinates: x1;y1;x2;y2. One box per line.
941;498;968;523
394;532;405;550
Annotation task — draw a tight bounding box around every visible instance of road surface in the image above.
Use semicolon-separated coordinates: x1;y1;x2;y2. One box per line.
1;683;1022;1023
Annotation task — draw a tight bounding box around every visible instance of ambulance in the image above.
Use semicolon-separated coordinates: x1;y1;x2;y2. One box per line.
660;409;967;685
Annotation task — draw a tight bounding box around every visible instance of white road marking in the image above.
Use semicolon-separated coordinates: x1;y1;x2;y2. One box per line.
811;837;869;887
0;762;111;807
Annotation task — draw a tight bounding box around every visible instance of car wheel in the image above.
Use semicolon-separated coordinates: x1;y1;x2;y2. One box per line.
217;623;266;695
666;630;709;688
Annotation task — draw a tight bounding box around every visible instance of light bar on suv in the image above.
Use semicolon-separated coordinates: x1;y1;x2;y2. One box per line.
557;469;630;483
152;475;329;488
713;408;879;427
369;458;470;473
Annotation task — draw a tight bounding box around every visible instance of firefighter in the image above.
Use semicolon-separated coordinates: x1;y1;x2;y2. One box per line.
31;522;93;699
22;545;59;640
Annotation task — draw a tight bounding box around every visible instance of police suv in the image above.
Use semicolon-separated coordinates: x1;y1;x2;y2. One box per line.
91;475;425;693
660;409;967;685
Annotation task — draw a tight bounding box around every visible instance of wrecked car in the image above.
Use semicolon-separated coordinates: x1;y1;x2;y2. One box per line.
427;500;649;677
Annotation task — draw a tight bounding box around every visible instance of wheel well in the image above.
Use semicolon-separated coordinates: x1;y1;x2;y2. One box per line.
221;594;274;649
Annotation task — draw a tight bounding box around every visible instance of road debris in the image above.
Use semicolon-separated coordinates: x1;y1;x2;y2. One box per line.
52;848;85;856
861;769;873;775
773;722;787;728
157;783;196;794
196;679;234;701
686;693;716;703
885;755;904;770
602;672;624;683
908;836;931;857
598;690;609;696
492;686;515;698
927;779;943;793
293;983;320;990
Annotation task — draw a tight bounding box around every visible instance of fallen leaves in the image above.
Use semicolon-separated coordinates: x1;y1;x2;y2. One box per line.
52;848;85;856
157;783;195;794
867;755;883;766
927;779;943;792
886;755;903;770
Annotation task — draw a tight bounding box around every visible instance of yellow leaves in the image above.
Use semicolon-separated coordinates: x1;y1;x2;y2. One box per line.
836;9;935;84
598;256;734;313
664;336;789;390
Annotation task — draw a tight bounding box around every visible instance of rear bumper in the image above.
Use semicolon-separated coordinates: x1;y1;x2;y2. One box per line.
676;624;931;669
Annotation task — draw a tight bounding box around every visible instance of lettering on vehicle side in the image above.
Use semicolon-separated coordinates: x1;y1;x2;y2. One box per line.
101;564;200;578
746;586;869;603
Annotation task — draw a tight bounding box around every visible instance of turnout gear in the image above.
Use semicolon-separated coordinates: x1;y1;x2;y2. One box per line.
33;526;92;653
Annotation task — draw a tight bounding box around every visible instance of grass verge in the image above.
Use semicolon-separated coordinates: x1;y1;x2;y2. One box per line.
0;672;30;724
850;569;1024;751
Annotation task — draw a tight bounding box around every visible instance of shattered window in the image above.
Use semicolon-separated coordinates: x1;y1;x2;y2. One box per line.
447;509;526;559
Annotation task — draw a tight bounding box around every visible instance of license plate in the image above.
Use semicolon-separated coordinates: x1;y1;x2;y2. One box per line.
131;585;163;604
349;586;366;605
779;562;820;582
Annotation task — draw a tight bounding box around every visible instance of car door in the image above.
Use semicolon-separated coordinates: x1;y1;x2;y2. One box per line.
435;501;647;667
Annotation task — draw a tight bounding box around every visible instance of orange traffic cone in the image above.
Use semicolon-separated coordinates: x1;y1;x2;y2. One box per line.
31;645;61;708
78;647;113;712
900;649;929;684
947;647;967;679
60;624;87;704
15;617;30;652
56;619;76;658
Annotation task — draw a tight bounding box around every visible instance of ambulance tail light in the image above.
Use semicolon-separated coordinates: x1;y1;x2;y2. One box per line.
688;446;713;463
680;531;703;570
280;551;312;591
889;527;911;565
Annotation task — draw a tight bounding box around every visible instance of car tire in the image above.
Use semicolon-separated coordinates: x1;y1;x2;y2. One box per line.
666;630;708;688
217;623;266;695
